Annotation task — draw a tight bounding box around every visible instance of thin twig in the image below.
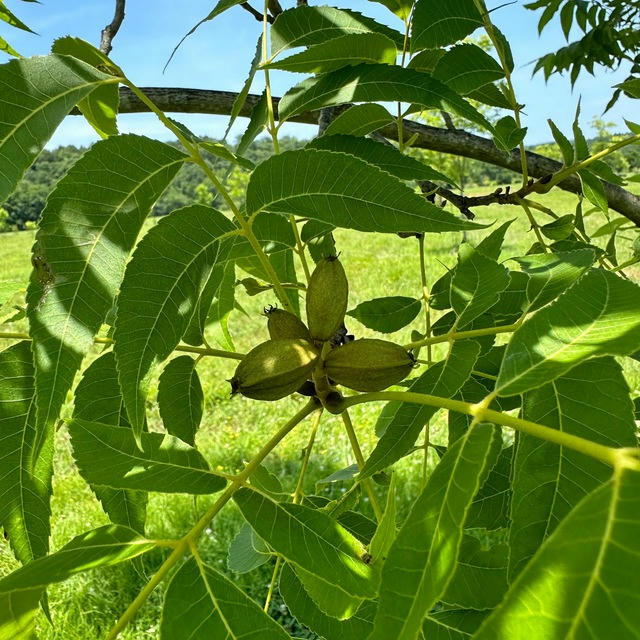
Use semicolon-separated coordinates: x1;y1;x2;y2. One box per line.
100;0;126;55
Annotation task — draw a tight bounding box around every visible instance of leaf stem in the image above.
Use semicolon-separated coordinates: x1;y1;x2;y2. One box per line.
340;391;625;469
0;331;245;360
418;234;432;364
517;197;549;252
403;319;522;350
263;555;282;613
105;399;319;639
341;410;383;521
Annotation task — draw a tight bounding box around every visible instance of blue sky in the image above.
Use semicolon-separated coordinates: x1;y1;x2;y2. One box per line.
3;0;636;147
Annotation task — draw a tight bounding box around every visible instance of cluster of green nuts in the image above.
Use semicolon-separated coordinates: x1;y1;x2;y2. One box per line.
230;256;415;404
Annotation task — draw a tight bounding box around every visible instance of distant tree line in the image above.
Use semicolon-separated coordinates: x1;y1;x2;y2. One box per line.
2;130;638;232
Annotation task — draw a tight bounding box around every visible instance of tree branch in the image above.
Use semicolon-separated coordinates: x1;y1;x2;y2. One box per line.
241;3;273;23
85;86;640;226
100;0;126;55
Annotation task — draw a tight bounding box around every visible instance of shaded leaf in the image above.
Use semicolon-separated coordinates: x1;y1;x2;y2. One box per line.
68;419;226;495
475;468;640;640
308;134;454;183
157;356;203;446
114;205;237;441
270;5;404;57
422;609;488;639
442;535;508;609
234;487;378;598
0;525;155;639
265;32;397;74
496;270;640;396
451;244;510;329
227;523;270;574
347;296;421;333
246;149;482;234
513;248;595;311
0;54;114;203
323;103;394;137
368;424;500;640
161;556;290;639
27;135;186;441
433;43;504;95
0;341;52;565
279;563;376;639
369;474;396;562
509;357;636;581
412;0;482;50
492;116;527;152
279;64;492;133
73;351;147;534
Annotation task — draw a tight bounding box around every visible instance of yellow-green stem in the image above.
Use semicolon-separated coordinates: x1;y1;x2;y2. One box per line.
396;17;411;150
105;400;319;639
404;319;522;350
290;214;312;283
0;331;244;361
418;235;432;364
263;555;283;613
517;197;549;252
341;410;383;521
340;391;629;469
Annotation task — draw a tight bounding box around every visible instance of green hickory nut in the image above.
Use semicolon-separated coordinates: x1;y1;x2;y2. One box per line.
306;255;349;342
265;307;311;341
324;338;414;392
230;338;319;401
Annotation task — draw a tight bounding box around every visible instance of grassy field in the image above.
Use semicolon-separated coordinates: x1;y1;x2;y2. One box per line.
0;185;638;639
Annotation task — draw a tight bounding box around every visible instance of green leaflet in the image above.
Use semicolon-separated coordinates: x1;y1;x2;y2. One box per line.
206;260;236;351
51;37;121;138
412;0;483;50
347;296;422;334
513;248;596;311
433;43;504;95
323;103;394;137
294;565;365;620
369;0;414;20
475;468;640;639
161;557;290;640
265;32;397;74
0;341;53;566
369;424;500;640
227;523;270;573
430;219;514;310
234;487;378;598
245;149;482;234
278;64;492;133
165;0;246;70
496;269;640;396
236;90;268;156
308;134;454;183
270;5;404;57
279;563;376;639
68;419;226;495
369;474;397;562
181;263;225;347
0;54;115;203
442;534;509;609
73;352;147;534
27;135;186;441
451;243;511;329
114;205;237;441
509;357;637;581
466;444;513;530
0;525;155;640
224;35;262;140
422;609;488;639
157;356;203;446
366;340;480;478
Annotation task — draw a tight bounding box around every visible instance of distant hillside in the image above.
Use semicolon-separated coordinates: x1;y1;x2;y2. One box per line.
2;132;636;231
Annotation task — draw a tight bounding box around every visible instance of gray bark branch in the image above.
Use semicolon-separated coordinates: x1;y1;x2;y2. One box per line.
99;0;126;55
103;86;640;226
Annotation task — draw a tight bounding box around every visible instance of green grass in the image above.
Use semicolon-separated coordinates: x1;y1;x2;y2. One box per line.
0;187;638;639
